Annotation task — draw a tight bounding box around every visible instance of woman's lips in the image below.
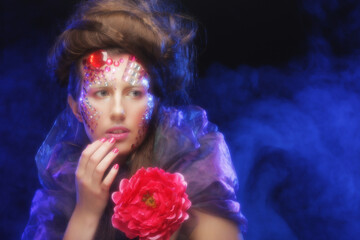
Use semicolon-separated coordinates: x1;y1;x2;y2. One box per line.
106;127;130;141
105;132;129;141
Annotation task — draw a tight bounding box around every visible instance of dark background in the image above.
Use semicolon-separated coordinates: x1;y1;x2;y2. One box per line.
2;0;360;239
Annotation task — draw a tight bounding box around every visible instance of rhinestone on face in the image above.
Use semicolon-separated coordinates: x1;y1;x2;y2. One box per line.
106;58;113;65
122;56;149;88
87;50;106;68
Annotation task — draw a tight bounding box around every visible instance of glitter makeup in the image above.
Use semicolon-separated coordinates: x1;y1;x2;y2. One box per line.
122;55;147;86
79;86;100;133
80;50;123;132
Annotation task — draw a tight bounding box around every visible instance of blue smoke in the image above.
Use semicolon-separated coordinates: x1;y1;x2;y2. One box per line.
191;3;360;237
194;38;360;240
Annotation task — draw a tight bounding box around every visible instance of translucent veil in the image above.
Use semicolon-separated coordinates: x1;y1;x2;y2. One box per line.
22;106;90;239
23;105;247;239
36;106;90;188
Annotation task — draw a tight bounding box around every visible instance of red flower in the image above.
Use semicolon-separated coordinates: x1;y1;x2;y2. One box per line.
112;167;191;240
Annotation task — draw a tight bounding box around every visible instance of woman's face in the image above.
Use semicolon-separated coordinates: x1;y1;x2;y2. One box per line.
72;50;154;160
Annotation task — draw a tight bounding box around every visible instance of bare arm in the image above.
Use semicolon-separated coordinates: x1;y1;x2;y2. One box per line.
63;206;102;240
189;210;244;240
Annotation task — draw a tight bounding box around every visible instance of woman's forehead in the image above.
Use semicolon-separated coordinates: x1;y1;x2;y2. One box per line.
80;50;150;89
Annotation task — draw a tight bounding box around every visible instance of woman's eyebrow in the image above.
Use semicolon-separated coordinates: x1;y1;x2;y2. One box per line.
122;85;144;92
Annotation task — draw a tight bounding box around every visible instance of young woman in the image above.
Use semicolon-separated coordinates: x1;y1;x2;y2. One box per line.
22;0;246;239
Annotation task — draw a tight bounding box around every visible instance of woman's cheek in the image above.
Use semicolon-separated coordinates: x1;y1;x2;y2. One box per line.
143;94;154;126
79;93;101;133
132;95;154;149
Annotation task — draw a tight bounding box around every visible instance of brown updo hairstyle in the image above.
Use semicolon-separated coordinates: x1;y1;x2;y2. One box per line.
49;0;197;104
48;0;197;238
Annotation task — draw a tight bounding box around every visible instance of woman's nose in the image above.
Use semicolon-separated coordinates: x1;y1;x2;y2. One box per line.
110;96;125;121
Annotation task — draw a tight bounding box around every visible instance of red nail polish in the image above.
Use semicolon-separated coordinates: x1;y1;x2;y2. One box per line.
100;137;107;142
113;164;119;169
108;137;115;143
112;148;119;153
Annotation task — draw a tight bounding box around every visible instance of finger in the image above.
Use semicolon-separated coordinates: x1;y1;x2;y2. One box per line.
85;137;116;175
92;147;120;183
76;137;107;177
102;163;119;190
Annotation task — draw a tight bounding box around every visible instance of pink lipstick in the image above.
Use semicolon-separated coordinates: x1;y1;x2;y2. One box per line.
105;126;130;141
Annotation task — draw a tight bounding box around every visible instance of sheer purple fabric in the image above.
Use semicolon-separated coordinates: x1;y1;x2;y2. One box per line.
154;106;247;237
22;105;246;239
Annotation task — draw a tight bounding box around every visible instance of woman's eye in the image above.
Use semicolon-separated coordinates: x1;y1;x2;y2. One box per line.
95;90;109;97
129;90;144;98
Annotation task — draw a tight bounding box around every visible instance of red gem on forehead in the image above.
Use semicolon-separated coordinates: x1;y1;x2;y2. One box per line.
87;50;106;68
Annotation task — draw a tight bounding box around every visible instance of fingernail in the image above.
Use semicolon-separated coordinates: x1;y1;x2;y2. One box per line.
113;164;119;169
100;137;107;142
108;137;115;143
112;148;119;153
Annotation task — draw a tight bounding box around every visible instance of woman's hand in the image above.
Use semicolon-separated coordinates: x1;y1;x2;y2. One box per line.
64;137;120;240
75;137;119;217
